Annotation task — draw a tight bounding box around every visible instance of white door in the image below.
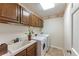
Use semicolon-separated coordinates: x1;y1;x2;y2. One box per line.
64;3;79;56
71;4;79;56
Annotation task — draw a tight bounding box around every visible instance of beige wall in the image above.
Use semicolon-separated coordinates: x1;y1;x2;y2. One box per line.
0;23;42;44
42;17;64;49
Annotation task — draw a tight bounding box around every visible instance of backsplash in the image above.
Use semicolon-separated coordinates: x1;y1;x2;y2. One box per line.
0;23;42;44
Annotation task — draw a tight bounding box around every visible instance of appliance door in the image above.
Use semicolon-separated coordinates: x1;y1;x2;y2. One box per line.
41;40;47;55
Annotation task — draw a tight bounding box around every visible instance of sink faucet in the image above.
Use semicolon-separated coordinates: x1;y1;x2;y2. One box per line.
13;38;20;43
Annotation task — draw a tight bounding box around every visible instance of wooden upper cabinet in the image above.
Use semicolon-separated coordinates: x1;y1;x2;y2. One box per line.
0;3;43;27
21;8;30;25
0;3;20;23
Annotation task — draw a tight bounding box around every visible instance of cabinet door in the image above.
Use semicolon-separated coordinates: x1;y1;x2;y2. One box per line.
0;3;20;23
35;16;39;27
0;4;2;16
30;14;36;26
26;43;37;56
27;48;36;56
31;14;40;27
38;19;43;27
38;18;41;27
15;49;26;56
41;19;43;27
21;8;30;25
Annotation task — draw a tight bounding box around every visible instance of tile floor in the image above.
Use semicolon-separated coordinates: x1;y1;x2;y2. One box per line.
45;47;64;56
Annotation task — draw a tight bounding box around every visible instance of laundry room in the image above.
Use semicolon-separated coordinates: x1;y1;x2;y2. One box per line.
0;1;79;56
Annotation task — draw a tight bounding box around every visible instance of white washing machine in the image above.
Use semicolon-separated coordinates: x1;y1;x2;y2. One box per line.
33;36;48;56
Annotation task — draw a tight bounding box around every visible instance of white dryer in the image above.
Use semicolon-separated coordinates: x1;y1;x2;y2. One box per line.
33;36;48;56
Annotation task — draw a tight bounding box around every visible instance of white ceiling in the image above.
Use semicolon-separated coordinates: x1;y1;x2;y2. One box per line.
21;3;67;19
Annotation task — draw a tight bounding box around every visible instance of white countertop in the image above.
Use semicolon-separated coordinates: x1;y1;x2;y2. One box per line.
2;40;36;56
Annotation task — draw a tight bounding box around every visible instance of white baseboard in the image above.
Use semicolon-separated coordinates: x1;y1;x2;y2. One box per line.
50;45;63;50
